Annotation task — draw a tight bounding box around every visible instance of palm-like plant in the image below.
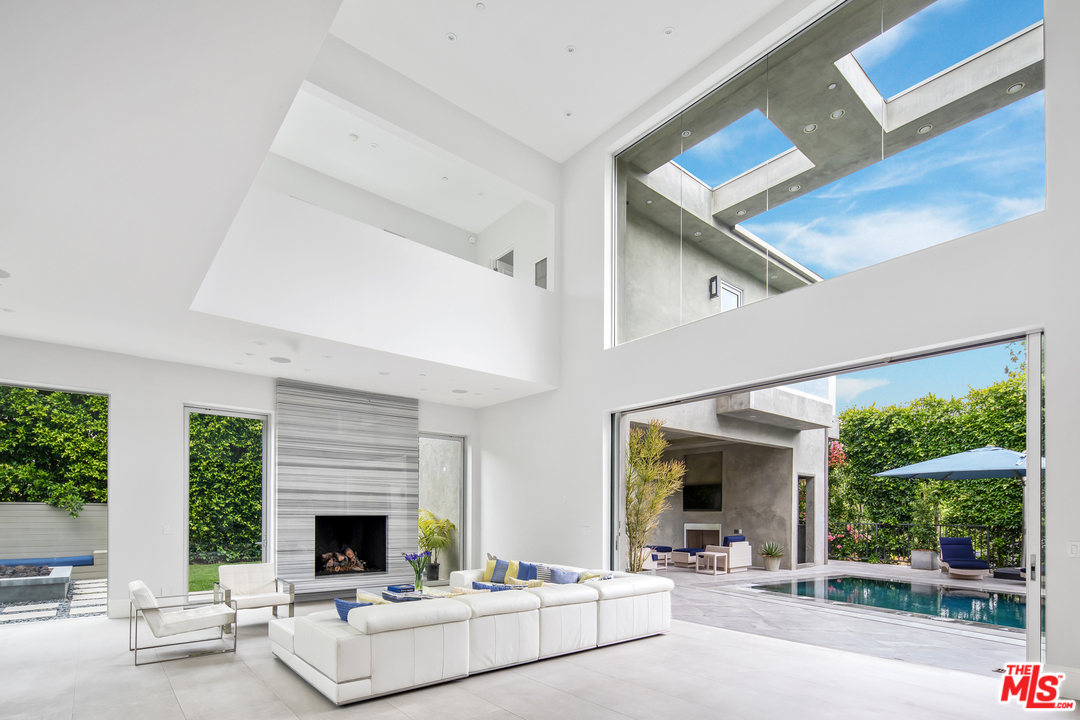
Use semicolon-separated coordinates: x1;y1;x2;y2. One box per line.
625;419;686;573
417;509;456;565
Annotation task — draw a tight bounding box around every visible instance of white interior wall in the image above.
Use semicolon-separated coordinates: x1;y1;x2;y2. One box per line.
474;0;1080;689
476;201;553;289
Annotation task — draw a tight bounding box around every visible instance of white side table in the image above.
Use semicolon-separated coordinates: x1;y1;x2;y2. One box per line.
695;551;728;576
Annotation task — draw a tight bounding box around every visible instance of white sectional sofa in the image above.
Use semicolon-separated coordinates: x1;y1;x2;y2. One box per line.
269;563;673;705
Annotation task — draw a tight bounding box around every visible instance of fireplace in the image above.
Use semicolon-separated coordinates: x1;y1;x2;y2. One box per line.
314;515;387;576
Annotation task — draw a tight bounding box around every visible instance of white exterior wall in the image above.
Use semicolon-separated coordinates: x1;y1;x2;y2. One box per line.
473;0;1080;690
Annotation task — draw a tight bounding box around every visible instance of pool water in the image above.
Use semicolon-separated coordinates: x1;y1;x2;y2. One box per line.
753;575;1041;630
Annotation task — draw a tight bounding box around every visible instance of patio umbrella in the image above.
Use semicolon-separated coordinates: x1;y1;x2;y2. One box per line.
873;446;1039;571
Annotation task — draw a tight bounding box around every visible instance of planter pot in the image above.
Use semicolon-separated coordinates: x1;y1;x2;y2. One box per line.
763;556;782;571
910;550;940;570
425;562;440;581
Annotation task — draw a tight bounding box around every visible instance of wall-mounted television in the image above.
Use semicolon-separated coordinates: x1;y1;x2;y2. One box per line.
683;483;722;511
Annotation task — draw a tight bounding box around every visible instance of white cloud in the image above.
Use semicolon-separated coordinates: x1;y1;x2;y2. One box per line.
852;22;916;72
837;377;891;403
991;195;1044;220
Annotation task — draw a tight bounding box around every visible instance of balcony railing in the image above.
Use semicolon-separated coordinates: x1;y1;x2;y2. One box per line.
828;522;1021;569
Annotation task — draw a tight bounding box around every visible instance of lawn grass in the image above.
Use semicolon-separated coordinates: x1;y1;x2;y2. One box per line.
188;563;220;592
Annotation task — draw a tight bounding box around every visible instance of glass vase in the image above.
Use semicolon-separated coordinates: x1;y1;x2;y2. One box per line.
414;566;424;593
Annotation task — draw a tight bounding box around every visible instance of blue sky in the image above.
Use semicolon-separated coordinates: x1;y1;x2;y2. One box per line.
672;0;1045;280
835;342;1024;412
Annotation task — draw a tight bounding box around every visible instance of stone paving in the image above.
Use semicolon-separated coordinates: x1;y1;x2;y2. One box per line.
663;559;1029;676
0;577;108;624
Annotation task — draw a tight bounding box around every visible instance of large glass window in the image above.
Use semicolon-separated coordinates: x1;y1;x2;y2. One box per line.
614;0;1045;344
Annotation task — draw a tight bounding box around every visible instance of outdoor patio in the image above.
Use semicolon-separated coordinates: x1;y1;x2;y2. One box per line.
662;559;1029;676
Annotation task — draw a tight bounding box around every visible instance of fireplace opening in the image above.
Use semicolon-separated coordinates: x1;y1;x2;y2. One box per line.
315;515;387;575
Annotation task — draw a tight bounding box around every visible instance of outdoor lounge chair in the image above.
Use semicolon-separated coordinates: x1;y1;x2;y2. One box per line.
939;537;990;580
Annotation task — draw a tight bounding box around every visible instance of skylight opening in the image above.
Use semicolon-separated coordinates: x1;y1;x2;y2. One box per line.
674;110;796;189
852;0;1044;99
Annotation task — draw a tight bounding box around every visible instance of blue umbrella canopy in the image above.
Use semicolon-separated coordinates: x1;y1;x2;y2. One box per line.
872;446;1035;481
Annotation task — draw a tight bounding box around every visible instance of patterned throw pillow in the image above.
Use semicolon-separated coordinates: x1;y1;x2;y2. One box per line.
535;564;553;582
472;581;520;592
580;572;615;583
549;567;580;584
505;576;544;588
334;598;372;621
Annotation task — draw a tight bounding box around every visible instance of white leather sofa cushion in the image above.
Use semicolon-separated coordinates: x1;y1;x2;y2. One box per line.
590;574;674;600
596;590;671;646
525;583;599;607
268;616;296;654
369;619;469;695
233;591;292;610
348;599;470;634
150;604;235;637
454;590;540;617
219;563;278;595
293;610;371;684
535;602;597;658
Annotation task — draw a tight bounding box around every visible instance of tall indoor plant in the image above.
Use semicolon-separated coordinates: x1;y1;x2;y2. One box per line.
624;419;686;573
418;509;456;581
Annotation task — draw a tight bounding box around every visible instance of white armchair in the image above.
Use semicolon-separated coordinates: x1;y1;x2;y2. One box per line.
705;542;752;573
215;562;294;618
128;580;236;666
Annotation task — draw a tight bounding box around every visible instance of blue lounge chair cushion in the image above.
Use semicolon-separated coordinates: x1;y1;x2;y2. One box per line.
0;555;93;567
939;537;990;569
722;535;746;546
648;545;673;553
675;548;704;556
945;559;990;570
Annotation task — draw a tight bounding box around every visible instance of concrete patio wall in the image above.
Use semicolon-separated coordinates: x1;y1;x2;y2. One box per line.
0;502;107;580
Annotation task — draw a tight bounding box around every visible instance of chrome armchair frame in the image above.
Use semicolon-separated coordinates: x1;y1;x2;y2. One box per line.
128;589;237;666
214;575;295;618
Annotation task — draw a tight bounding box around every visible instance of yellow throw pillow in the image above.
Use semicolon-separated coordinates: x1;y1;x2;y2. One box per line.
577;571;604;583
505;576;544;588
482;558;497;582
505;560;519;582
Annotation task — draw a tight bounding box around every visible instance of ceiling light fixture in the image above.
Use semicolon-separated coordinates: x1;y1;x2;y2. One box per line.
917;124;933;134
830;109;845;119
476;2;485;10
565;45;575;53
446;32;457;42
735;209;746;216
1;308;14;313
477;191;484;196
828;83;837;90
254;341;265;346
244;352;253;356
452;389;468;394
664;27;674;35
770;275;778;279
693;231;702;237
803;124;817;133
420;388;428;391
419;374;426;377
469;236;476;243
494;387;501;391
379;372;390;376
645;199;653;204
441;176;448;181
681;130;692;138
370;142;379;149
565;111;572;117
303;368;312;372
788;184;801;192
270;357;291;363
323;354;332;359
1007;82;1025;94
349;133;358;141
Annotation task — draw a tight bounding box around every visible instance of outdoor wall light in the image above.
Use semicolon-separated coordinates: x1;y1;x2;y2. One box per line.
917;124;933;134
708;276;719;299
681;130;692;137
788;184;801;192
693;231;702;237
1007;82;1025;94
735;209;746;216
827;83;837;90
830;109;845;119
803;124;817;133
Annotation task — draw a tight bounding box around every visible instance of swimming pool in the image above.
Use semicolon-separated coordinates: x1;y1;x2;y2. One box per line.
752;575;1040;630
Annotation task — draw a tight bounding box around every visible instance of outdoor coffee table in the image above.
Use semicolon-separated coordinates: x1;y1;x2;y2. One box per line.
695;551;728;576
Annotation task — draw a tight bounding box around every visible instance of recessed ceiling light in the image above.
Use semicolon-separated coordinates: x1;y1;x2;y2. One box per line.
735;209;746;216
565;111;572;117
830;109;845;119
235;361;242;365
494;387;501;390
244;352;253;356
452;389;468;394
693;231;702;237
770;275;778;279
788;184;801;192
681;130;692;138
379;372;390;376
270;357;291;363
475;2;485;10
349;133;358;141
474;393;482;396
370;142;379;149
1007;82;1025;94
565;45;575;53
420;388;428;391
303;368;312;372
254;341;265;346
664;27;674;35
469;236;476;243
1;308;14;313
441;176;448;181
803;124;817;133
828;83;837;90
446;32;457;42
917;124;933;134
323;355;332;359
645;199;653;204
0;269;10;279
477;191;484;196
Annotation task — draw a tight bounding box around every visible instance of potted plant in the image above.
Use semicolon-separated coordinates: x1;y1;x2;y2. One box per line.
624;419;686;573
909;482;940;570
760;542;786;571
418;509;456;581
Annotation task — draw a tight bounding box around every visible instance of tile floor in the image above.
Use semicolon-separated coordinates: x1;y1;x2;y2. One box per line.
1;598;1069;720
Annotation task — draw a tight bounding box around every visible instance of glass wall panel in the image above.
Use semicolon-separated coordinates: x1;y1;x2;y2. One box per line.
615;0;1045;345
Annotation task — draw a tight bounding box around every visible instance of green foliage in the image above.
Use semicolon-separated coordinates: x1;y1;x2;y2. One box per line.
0;386;108;517
760;541;786;558
417;509;456;564
188;414;264;563
188;563;220;592
625;420;686;572
909;482;941;551
830;370;1025;532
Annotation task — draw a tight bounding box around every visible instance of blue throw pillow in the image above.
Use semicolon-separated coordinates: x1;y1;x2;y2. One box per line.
334;598;372;621
550;567;579;584
517;562;538;581
490;558;511;583
473;581;513;592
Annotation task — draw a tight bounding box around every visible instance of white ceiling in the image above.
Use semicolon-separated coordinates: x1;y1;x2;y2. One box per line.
271;86;527;233
330;0;789;162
